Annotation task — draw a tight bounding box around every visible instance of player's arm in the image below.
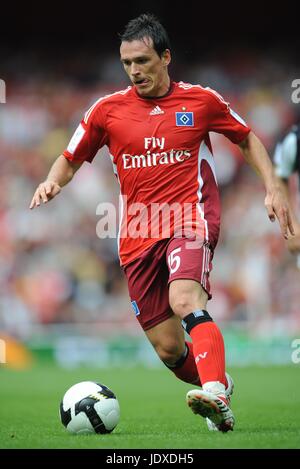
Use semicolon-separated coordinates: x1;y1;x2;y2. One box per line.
238;130;294;239
273;130;300;253
29;155;82;209
30;101;107;210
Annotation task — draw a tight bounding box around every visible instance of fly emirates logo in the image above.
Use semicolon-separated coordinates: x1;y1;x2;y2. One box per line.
122;137;191;169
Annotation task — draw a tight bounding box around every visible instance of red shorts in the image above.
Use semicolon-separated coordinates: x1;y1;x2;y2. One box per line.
123;237;214;331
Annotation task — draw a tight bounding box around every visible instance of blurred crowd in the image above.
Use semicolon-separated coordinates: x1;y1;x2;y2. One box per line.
0;49;300;341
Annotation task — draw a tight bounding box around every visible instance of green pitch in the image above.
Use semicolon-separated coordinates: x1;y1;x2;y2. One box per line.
1;364;299;448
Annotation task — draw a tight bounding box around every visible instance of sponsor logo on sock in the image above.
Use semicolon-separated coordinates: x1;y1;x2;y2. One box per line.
195;352;208;363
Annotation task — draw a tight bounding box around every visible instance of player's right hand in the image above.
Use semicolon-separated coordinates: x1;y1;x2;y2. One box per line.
29;180;61;209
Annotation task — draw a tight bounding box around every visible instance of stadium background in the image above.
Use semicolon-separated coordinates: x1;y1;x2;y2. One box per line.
1;1;300;369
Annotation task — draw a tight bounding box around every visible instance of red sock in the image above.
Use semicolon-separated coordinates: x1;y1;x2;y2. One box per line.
189;322;226;387
170;341;201;386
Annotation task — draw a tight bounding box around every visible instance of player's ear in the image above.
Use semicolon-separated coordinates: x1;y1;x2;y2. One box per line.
161;49;171;67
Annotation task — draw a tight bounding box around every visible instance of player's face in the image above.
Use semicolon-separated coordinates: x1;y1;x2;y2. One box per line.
120;37;171;98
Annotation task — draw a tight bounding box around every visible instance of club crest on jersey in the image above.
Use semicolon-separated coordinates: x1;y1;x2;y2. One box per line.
175;112;194;127
131;300;140;316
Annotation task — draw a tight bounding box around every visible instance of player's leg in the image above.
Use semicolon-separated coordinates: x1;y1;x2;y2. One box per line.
145;315;200;386
167;239;234;432
123;239;200;386
169;279;234;431
169;278;226;387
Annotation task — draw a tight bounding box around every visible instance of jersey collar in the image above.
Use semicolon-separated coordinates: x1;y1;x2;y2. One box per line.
134;81;176;100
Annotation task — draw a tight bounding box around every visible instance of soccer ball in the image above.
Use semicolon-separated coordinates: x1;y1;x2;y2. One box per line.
59;381;120;434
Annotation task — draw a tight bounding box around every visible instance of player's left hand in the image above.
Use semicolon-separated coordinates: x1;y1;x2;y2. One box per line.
264;189;294;240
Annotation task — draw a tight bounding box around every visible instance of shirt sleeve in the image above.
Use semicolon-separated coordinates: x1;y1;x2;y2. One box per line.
63;102;108;163
274;131;297;179
204;88;251;144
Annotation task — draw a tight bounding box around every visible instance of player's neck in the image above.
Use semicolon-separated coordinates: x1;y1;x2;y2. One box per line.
154;76;171;98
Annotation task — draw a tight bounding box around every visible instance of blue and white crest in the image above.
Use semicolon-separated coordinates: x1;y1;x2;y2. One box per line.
176;112;194;126
131;300;140;316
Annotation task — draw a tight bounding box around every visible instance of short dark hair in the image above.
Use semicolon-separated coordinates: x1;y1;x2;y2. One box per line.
120;13;171;57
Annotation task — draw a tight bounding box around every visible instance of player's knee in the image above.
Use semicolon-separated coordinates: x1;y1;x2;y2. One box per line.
169;284;208;318
170;294;205;318
155;342;184;365
170;297;195;318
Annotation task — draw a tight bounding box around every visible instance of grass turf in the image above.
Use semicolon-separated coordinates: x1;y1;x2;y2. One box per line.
0;364;299;449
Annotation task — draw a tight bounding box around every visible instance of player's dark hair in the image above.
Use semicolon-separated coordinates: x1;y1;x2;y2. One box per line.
120;13;171;57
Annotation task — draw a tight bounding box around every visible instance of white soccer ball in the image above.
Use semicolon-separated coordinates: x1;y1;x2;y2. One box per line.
59;381;120;434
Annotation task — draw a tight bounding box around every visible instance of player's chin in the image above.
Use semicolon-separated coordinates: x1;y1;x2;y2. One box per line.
135;81;153;96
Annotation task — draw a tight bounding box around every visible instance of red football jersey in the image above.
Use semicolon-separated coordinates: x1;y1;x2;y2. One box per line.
63;81;251;265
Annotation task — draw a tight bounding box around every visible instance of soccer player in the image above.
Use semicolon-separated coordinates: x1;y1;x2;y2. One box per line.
30;14;294;432
274;124;300;263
